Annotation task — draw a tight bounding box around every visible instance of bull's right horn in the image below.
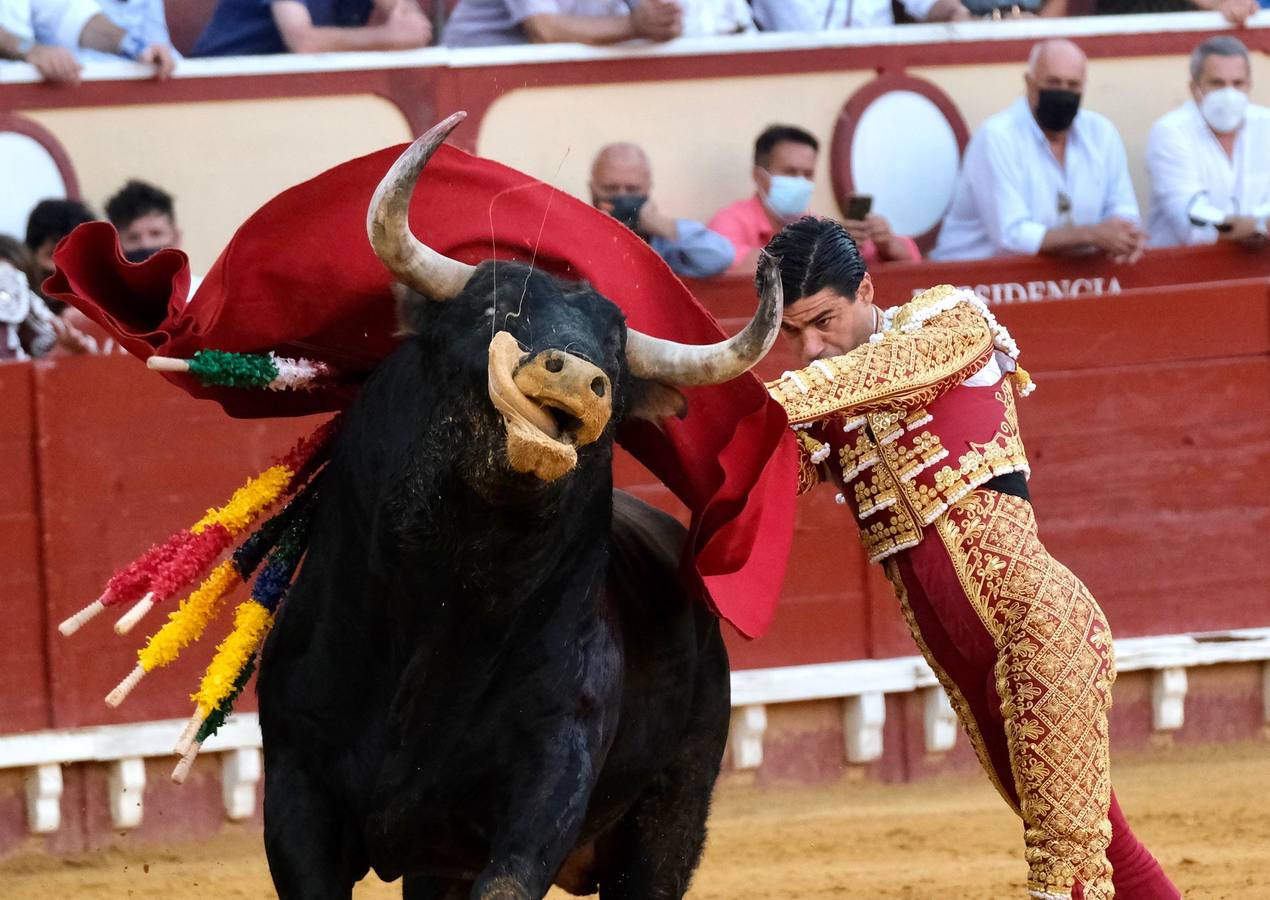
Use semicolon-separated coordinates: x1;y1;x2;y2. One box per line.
625;251;783;386
367;111;477;301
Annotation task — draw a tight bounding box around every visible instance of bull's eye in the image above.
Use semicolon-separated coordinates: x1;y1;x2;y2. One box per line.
545;355;564;374
590;377;606;398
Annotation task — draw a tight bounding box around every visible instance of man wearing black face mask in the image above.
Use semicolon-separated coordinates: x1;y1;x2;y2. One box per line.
588;142;734;279
933;39;1147;265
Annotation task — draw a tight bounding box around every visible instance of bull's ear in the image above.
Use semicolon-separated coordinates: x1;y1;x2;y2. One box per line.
628;378;688;425
394;283;426;337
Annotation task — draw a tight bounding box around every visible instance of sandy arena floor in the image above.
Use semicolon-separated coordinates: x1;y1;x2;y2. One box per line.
2;742;1267;899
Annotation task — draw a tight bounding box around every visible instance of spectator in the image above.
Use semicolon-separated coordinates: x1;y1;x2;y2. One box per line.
753;0;975;28
82;0;180;64
1094;0;1260;27
192;0;431;57
708;124;919;275
105;178;182;261
751;0;1085;28
444;0;682;48
0;0;176;83
1146;36;1270;248
932;39;1145;263
0;233;102;357
0;234;56;359
679;0;752;35
25;197;95;286
589;142;734;278
1198;0;1260;23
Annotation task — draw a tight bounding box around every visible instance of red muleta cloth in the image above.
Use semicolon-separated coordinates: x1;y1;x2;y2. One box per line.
44;142;796;638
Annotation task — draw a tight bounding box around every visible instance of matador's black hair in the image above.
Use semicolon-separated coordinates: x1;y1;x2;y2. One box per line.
762;216;867;307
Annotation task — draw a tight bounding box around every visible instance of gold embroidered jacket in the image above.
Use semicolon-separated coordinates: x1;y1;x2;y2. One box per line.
768;285;1035;562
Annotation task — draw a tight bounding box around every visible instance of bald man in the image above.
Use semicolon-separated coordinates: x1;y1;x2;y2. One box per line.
589;142;734;278
933;39;1146;264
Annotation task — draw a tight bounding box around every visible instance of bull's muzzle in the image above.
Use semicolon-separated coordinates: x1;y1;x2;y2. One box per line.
487;331;612;482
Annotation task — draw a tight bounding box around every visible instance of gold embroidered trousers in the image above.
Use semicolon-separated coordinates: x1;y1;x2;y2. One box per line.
883;489;1178;900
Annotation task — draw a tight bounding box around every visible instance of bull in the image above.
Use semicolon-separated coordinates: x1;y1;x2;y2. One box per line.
257;113;782;900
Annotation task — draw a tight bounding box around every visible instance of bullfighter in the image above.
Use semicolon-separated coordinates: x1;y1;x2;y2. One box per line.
762;216;1180;900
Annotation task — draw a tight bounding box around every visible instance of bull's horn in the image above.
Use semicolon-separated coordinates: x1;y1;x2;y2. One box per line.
625;251;783;386
367;111;476;300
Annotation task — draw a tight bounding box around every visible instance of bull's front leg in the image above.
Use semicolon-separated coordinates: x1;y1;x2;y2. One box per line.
263;744;365;900
470;719;604;900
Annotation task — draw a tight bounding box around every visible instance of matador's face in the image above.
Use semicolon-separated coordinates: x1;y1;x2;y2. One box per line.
779;273;877;364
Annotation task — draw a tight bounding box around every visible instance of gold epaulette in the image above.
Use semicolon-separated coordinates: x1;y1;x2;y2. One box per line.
891;283;966;331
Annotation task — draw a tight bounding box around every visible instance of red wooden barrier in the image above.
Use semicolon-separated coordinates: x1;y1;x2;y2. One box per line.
0;363;51;733
877;241;1270;305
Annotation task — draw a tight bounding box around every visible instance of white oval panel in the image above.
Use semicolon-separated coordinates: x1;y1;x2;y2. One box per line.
0;132;69;241
849;90;960;238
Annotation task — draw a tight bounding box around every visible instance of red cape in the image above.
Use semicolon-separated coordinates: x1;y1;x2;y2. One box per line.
44;142;796;639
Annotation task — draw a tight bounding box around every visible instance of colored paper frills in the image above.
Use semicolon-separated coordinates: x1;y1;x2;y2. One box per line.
104;476;324;709
57;418;337;638
139;561;240;671
193;599;274;722
58;417;336;784
147;349;335;392
192;507;311;720
172;495;315;782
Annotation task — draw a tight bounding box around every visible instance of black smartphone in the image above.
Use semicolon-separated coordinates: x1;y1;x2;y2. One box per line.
845;194;873;221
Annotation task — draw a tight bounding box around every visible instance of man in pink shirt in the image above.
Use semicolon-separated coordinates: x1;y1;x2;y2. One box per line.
708;124;920;275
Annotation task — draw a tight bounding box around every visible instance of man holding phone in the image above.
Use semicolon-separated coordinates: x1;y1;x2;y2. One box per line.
1145;36;1270;248
709;124;920;276
842;192;909;258
589;142;735;278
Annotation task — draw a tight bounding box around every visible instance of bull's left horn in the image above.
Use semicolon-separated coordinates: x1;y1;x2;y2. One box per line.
625;251;783;386
367;111;476;301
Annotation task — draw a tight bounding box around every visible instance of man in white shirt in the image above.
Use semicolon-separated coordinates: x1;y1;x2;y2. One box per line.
445;0;682;47
0;0;175;82
82;0;179;64
1146;36;1270;248
445;0;751;47
932;39;1145;264
752;0;973;29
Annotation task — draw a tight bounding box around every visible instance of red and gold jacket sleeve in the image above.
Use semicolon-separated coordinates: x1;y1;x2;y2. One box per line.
767;287;996;426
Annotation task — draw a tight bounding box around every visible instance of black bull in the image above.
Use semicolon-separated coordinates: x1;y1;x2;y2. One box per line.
257;206;781;894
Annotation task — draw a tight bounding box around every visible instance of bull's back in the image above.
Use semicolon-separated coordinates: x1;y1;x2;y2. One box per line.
586;492;730;831
609;491;684;576
607;490;713;652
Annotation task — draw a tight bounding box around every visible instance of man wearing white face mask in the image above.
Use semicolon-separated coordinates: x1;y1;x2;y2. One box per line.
708;124;918;275
1146;36;1270;248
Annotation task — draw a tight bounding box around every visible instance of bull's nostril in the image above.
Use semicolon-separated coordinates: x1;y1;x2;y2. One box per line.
545;356;564;373
591;377;606;398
